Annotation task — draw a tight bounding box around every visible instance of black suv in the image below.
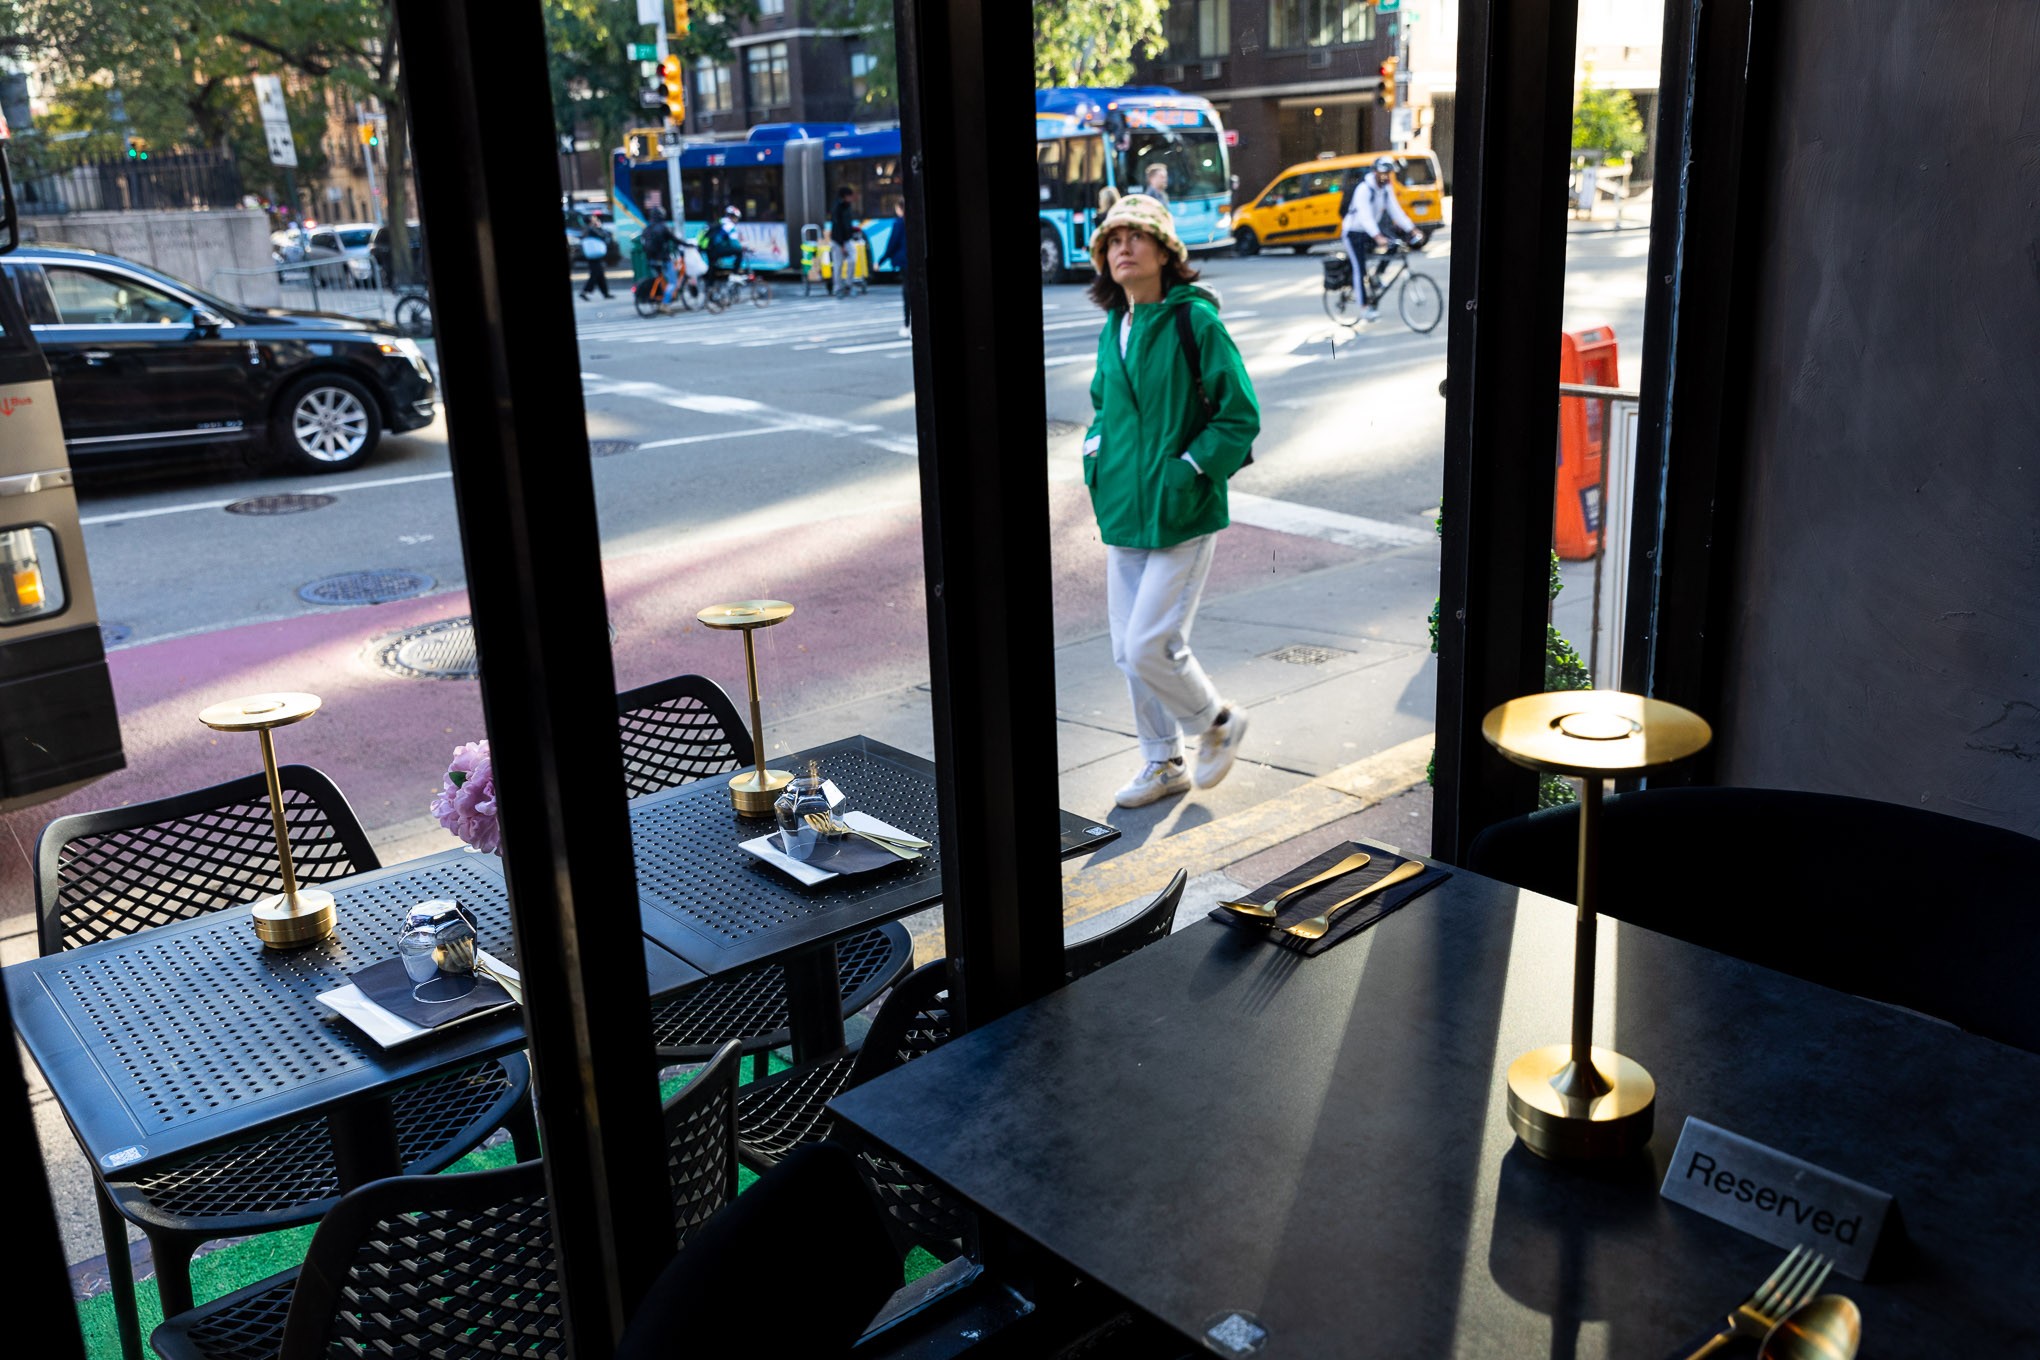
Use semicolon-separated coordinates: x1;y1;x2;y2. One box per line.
1;246;436;475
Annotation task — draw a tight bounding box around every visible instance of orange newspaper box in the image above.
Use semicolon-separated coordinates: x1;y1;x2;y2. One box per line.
1555;326;1620;559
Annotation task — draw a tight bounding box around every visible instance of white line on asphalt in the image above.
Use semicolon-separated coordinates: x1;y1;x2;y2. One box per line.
637;424;806;450
79;471;455;526
829;339;914;354
1226;492;1433;548
1043;354;1092;367
580;373;883;437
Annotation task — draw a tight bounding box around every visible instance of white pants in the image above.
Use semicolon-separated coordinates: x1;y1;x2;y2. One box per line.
829;240;854;292
1107;536;1224;762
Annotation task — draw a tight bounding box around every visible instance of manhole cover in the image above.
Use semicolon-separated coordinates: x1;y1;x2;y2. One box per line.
99;622;132;648
1267;643;1353;666
1045;420;1084;438
298;570;435;607
377;616;478;680
376;615;619;681
589;439;640;457
225;493;336;516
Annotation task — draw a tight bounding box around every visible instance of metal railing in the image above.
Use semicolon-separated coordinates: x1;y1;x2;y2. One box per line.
10;148;245;216
1556;382;1642;688
207;256;431;336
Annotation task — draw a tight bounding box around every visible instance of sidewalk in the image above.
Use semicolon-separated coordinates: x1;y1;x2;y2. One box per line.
13;467;1446;1278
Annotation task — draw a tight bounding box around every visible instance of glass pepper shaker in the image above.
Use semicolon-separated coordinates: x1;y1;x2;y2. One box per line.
773;759;831;861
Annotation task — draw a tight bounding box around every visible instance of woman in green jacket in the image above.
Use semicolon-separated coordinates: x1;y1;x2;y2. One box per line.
1082;194;1261;809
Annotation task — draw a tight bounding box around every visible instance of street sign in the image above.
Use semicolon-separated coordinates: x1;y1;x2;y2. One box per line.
252;74;298;168
1390;107;1414;146
1224;128;1239;147
627;42;658;60
1376;0;1400;11
659;128;683;151
640;89;666;108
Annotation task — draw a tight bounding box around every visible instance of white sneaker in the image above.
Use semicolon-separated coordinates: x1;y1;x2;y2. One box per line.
1194;707;1249;789
1363;306;1380;322
899;325;912;338
1114;759;1191;809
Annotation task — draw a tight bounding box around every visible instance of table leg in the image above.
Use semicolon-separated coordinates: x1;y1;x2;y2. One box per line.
95;1183;144;1360
330;1096;404;1189
782;942;845;1065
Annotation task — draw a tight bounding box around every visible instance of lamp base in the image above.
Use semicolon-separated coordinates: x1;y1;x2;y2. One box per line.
250;888;337;950
1505;1043;1655;1161
729;767;792;817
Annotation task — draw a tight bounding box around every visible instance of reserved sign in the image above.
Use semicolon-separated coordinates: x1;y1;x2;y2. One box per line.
1660;1118;1892;1279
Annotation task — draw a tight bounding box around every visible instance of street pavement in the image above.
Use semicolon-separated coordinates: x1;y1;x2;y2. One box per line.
9;216;1652;1268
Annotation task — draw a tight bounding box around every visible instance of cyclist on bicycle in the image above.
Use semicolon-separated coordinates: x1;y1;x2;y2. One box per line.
1342;158;1425;322
701;206;746;288
640;208;680;315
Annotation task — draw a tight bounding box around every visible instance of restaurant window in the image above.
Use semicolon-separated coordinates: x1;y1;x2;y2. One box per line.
1165;0;1231;58
758;0;785;14
1268;0;1373;48
746;41;790;109
693;57;733;114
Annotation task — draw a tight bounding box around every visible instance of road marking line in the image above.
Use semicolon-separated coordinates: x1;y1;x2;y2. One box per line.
80;471;455;526
1226;492;1433;548
636;424;805;450
580;373;883;437
829;340;915;354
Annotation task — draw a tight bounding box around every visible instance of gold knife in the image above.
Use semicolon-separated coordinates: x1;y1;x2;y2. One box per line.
1283;860;1427;941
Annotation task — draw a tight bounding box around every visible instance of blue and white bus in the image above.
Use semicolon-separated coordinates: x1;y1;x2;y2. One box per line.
1034;87;1234;284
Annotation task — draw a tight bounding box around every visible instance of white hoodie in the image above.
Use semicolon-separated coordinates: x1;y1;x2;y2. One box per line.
1343;175;1414;237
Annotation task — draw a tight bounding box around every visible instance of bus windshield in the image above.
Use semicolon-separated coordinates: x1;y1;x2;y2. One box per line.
1122;130;1227;200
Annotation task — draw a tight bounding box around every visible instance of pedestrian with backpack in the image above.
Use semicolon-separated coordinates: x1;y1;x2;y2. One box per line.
578;222;612;300
1082;193;1260;809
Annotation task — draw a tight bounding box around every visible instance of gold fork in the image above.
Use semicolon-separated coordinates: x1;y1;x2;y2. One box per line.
1217;851;1371;922
805;812;922;860
1682;1246;1836;1360
1283;859;1427;940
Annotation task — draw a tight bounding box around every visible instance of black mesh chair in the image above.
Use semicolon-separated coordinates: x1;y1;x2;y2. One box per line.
617;675;914;1073
737;958;970;1257
1063;869;1188;983
36;766;539;1331
1465;786;2040;1057
152;1041;744;1360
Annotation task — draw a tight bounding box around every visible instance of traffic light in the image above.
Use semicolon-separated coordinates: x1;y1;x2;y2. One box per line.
1377;58;1399;111
124;136;148;160
357;123;380;148
673;0;690;36
660;54;686;125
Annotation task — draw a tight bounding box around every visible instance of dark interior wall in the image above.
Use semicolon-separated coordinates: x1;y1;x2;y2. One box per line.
1714;3;2040;834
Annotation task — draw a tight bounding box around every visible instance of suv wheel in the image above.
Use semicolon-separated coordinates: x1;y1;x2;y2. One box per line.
1040;226;1066;286
273;373;383;472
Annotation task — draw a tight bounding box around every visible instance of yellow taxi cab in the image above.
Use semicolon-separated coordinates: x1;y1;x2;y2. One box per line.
1231;150;1445;255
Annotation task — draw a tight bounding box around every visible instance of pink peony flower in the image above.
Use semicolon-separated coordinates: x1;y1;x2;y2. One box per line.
431;739;501;854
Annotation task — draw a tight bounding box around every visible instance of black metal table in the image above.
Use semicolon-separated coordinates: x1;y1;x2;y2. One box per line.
5;847;703;1186
626;734;1117;1060
830;846;2040;1357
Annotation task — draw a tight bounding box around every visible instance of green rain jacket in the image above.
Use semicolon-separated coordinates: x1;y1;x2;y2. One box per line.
1083;282;1260;550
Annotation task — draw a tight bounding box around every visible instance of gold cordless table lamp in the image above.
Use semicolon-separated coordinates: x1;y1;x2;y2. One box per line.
1482;690;1711;1161
198;691;336;949
697;600;795;817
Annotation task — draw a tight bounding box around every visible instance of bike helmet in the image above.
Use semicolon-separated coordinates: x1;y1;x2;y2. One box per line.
723;205;743;222
1373;157;1396;175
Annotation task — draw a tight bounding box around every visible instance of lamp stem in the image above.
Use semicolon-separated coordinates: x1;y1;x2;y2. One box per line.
1569;773;1602;1071
258;727;302;908
742;626;767;793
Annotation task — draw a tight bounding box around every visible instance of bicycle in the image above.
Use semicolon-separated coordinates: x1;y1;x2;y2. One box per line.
392;285;433;338
632;268;702;318
700;269;774;314
1322;239;1443;333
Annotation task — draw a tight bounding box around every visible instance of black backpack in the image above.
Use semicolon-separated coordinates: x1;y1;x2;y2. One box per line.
1173;303;1255;468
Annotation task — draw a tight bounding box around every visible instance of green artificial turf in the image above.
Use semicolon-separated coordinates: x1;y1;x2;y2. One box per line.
76;1058;941;1359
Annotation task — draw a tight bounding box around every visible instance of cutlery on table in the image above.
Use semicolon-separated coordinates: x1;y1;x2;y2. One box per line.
1759;1294;1861;1360
1681;1246;1836;1360
806;812;923;859
434;936;525;1006
1282;859;1427;940
1217;851;1371;922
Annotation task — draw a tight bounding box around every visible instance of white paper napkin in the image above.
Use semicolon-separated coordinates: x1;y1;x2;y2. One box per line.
316;950;520;1048
739;813;926;885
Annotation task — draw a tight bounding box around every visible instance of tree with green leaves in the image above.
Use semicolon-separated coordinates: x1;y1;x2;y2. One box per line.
1032;0;1170;88
542;0;756;163
1572;82;1646;161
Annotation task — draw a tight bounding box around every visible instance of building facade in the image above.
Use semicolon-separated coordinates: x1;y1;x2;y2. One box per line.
681;0;896;140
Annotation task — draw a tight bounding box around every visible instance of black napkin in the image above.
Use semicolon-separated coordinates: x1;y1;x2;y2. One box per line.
1206;841;1451;956
774;831;911;877
350;957;513;1029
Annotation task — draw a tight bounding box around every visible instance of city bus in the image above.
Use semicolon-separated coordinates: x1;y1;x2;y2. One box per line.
1034;87;1234;285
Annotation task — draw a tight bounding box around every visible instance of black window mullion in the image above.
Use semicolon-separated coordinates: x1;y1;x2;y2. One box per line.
391;1;670;1354
893;0;1066;1028
1431;0;1584;861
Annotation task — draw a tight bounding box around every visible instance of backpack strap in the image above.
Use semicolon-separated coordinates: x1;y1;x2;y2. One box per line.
1173;303;1214;418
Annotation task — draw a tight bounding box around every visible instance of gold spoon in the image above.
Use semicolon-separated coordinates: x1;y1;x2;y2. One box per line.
433;936;525;1005
1759;1295;1861;1360
805;812;922;860
1284;859;1427;940
1217;851;1371;922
